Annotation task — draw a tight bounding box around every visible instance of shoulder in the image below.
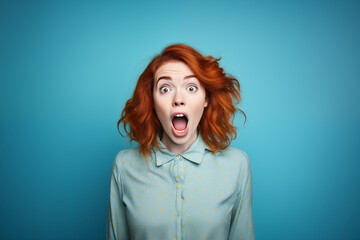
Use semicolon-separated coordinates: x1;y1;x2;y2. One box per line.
113;147;142;169
222;146;250;163
220;146;251;172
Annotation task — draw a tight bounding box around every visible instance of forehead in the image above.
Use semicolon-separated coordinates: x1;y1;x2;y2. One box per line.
154;61;194;79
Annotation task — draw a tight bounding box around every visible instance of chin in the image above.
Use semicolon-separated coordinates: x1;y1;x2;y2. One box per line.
170;135;191;145
172;130;196;144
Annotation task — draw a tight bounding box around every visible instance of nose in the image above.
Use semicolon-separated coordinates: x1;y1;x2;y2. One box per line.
172;90;185;107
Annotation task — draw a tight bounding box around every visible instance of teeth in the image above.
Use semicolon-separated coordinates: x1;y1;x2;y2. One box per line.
175;114;184;117
175;129;186;133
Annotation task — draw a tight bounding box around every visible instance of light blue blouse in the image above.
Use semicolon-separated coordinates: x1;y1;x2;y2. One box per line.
107;135;255;240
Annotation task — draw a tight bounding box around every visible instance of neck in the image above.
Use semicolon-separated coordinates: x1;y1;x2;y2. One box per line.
160;132;198;154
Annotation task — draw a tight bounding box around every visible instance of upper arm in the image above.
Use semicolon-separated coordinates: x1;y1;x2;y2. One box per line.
228;150;255;239
107;152;130;240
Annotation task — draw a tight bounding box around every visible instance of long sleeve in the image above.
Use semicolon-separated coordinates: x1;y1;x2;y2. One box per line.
228;151;255;240
106;154;130;240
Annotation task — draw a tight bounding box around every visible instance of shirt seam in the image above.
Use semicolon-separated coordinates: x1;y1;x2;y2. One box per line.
116;151;125;202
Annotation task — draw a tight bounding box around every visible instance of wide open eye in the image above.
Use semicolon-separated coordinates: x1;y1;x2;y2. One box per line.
187;85;198;92
159;86;171;93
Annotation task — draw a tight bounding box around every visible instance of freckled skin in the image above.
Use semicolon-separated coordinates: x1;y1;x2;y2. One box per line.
153;61;208;154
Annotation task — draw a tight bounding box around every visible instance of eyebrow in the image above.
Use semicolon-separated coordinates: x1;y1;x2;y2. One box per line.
156;75;196;83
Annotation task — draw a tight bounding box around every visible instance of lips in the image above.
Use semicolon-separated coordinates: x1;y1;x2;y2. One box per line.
171;112;188;137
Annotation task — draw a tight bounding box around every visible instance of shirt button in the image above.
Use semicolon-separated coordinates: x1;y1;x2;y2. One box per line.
177;155;180;160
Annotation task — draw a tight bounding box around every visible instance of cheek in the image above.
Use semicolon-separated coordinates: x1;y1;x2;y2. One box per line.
153;99;167;121
191;100;207;120
196;97;208;119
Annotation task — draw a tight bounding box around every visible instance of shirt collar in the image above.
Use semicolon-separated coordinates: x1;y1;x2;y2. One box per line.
152;134;210;167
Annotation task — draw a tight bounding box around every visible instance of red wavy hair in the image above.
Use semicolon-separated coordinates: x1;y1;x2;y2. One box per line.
118;44;246;160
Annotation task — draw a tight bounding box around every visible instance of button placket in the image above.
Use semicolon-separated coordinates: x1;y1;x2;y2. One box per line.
171;154;187;240
172;155;180;240
179;156;186;240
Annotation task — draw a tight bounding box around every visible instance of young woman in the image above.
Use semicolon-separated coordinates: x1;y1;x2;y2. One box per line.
107;44;255;240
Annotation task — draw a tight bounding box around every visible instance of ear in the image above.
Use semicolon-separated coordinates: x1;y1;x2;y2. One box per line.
204;96;209;108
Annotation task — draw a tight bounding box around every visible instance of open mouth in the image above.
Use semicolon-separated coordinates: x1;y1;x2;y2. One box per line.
172;113;188;135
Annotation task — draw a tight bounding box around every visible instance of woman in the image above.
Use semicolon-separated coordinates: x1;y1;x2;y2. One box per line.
107;44;255;240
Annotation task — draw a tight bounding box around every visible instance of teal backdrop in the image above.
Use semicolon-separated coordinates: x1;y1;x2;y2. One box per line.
1;0;359;239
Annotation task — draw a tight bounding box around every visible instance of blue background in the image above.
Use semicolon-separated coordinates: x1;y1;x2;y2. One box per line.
1;0;359;239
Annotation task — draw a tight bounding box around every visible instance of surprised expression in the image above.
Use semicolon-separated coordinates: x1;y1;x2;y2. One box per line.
153;61;208;153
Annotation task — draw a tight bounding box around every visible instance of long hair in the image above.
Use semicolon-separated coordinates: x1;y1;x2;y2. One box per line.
118;44;246;160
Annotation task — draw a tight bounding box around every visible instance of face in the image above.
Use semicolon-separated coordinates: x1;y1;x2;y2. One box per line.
153;61;208;154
